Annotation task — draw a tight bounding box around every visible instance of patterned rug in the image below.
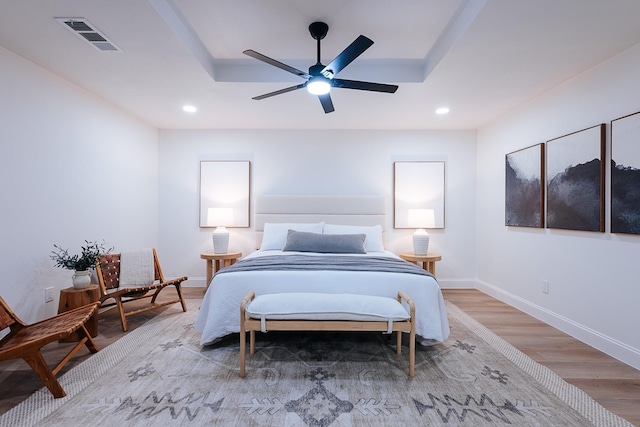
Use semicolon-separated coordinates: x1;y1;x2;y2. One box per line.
0;300;632;427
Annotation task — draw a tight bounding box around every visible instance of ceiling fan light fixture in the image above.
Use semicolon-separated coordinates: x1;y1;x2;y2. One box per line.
244;21;398;113
307;77;331;95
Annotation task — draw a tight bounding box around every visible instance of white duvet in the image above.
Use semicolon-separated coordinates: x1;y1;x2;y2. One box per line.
194;250;450;346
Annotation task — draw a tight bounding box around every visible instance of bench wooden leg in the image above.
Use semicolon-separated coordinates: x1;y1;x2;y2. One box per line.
396;330;415;378
409;325;415;378
239;291;255;377
240;330;256;377
240;330;246;378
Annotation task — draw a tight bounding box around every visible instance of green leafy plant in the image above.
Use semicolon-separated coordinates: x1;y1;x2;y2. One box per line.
51;240;113;271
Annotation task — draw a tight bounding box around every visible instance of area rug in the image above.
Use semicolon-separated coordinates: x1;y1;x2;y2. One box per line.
0;300;632;427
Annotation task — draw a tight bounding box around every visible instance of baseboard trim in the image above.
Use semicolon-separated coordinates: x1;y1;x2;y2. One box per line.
476;280;640;370
438;278;476;289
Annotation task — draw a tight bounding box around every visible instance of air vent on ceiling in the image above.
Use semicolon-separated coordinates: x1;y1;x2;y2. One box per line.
55;17;122;52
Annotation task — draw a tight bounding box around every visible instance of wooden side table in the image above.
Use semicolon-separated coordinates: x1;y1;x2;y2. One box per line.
200;251;242;286
399;252;442;276
58;284;100;342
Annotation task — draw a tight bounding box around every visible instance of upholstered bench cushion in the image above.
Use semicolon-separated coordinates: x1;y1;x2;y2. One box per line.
246;293;410;322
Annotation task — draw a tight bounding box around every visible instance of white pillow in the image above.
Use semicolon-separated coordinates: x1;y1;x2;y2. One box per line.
259;222;324;250
323;224;384;252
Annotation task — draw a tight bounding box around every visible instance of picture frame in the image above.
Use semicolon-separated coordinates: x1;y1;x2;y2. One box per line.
199;161;251;228
505;143;545;228
393;161;445;229
611;111;640;235
546;124;605;232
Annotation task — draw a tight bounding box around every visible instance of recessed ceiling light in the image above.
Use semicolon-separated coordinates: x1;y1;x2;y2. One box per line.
435;107;450;115
183;105;197;113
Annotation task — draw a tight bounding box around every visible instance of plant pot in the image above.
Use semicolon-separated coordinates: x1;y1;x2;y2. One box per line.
72;270;92;289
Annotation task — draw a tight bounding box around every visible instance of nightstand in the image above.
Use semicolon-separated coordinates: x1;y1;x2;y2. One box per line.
200;251;242;286
399;252;442;276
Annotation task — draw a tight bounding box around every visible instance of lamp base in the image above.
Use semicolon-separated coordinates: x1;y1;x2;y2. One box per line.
212;228;229;254
412;231;430;256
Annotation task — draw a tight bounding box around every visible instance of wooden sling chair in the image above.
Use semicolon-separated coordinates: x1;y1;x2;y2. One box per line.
0;297;99;398
96;248;187;332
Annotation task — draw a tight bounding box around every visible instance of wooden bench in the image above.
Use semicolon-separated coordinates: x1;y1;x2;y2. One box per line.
239;291;416;378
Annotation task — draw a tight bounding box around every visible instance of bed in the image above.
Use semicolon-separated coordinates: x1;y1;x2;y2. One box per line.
194;195;449;346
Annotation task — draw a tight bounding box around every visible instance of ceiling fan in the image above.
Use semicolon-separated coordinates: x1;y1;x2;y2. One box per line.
243;22;399;114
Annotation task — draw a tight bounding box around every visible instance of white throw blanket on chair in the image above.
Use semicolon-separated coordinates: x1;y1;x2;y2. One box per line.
119;249;155;289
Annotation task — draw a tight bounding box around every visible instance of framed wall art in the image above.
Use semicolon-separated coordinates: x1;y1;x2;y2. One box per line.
611;111;640;235
394;161;445;229
546;124;605;232
505;143;545;228
199;161;251;228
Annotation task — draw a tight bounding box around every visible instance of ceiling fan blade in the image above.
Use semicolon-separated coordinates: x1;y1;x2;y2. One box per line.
243;49;311;79
332;78;398;93
321;35;373;78
252;83;306;100
318;93;335;114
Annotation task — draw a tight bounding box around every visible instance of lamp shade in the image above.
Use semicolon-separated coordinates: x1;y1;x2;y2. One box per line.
407;209;436;229
207;207;234;227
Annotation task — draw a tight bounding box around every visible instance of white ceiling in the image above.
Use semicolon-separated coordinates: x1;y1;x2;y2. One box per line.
2;0;640;130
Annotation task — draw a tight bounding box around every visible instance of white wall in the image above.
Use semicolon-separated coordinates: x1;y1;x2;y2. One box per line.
157;129;477;288
0;46;159;323
476;43;640;369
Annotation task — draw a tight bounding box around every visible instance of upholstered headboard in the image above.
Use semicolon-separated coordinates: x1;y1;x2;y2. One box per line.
254;195;386;249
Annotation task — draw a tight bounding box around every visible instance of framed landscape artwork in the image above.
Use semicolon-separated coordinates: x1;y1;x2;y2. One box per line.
546;124;605;232
505;143;545;228
611;111;640;235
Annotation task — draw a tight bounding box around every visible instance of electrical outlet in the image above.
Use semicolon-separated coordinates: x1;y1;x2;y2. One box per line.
542;280;549;294
45;287;54;303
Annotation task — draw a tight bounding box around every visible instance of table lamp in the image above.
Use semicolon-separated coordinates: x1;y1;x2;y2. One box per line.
408;208;435;255
207;207;234;254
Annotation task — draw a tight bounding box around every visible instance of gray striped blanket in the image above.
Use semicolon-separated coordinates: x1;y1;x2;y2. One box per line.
215;254;434;278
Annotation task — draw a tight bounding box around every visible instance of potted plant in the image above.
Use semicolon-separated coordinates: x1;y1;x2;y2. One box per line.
51;240;112;289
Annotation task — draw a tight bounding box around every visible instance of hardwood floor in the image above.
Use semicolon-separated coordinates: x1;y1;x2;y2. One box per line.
443;289;640;426
1;287;639;425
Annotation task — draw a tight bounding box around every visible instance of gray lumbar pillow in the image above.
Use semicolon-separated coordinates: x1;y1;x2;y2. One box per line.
282;230;367;254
